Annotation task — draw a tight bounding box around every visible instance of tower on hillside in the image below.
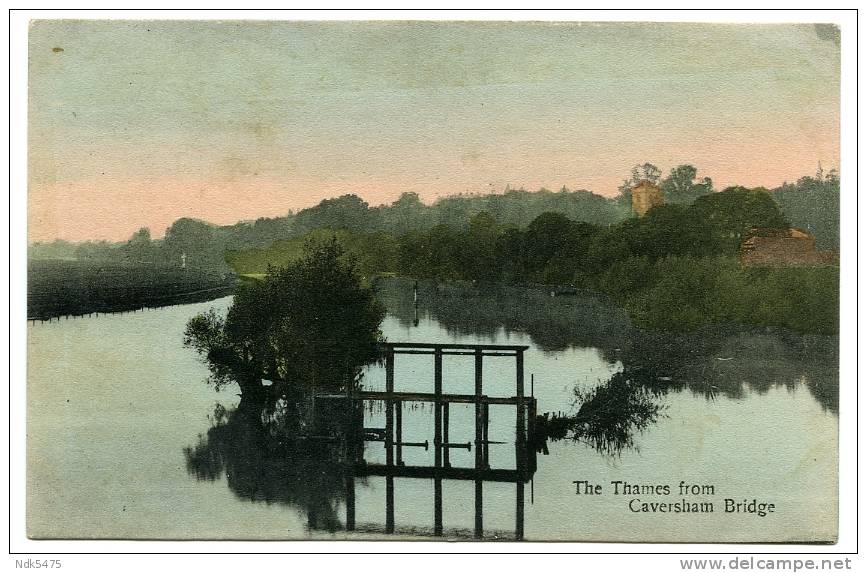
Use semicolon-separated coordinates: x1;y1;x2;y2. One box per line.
631;180;664;217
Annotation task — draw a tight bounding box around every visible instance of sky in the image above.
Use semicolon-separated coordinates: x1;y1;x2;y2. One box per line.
28;20;840;243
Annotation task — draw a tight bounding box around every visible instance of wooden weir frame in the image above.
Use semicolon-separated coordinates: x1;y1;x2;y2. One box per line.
321;342;537;540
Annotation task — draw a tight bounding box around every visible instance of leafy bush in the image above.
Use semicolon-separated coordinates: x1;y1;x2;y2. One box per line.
602;256;838;333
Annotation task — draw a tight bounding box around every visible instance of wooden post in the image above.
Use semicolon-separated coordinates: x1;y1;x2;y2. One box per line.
516;356;527;540
475;349;483;396
442;402;450;467
516;350;525;452
346;476;356;531
383;348;396;532
386;475;395;533
434;347;443;538
434;477;443;537
482;402;490;469
385;348;395;394
435;347;443;537
385;350;394;467
474;349;483;470
396;400;403;466
528;398;537;448
474;479;483;539
434;347;442;468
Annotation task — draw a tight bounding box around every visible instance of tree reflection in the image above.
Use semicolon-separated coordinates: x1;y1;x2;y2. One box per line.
534;370;666;456
183;391;355;531
614;328;838;413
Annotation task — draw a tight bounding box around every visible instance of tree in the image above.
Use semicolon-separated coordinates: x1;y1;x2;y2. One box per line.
772;169;840;249
626;204;716;259
691;186;789;254
537;372;664;456
524;212;600;283
382;192;427;234
163;218;218;268
184;238;385;398
122;227;154;263
459;211;502;281
496;227;529;283
74;240;116;261
28;239;77;260
660;165;713;204
525;212;577;279
293;194;372;234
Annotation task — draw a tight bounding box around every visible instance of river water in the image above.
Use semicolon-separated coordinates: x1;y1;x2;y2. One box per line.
27;285;838;542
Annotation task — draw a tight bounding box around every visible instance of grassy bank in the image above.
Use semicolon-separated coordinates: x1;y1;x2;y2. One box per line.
225;228;398;281
28;260;236;320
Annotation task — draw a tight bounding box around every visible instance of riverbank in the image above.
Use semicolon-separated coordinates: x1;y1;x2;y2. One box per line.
225;220;838;335
27;260;236;320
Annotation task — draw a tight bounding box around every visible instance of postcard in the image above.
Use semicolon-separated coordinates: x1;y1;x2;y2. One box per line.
25;18;842;543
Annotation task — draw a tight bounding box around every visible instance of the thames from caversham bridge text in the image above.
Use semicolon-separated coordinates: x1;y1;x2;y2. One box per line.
573;480;776;516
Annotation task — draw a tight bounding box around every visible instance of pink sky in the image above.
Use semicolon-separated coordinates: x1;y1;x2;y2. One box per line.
28;21;840;243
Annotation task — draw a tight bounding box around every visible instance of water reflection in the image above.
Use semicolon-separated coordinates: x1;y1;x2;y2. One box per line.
183;367;685;536
183;393;353;531
375;277;838;413
534;371;666;457
376;277;631;352
26;290;839;541
614;329;838;413
182;278;837;538
183;379;538;539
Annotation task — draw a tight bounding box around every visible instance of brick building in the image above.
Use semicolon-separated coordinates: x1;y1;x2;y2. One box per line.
631;180;665;217
739;227;838;267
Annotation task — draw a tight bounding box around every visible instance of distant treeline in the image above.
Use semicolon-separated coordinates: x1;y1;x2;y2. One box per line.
28;186;625;270
28;165;841;272
228;184;838;334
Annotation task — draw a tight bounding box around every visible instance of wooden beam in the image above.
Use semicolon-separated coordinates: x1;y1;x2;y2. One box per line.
318;391;533;406
356;464;531;483
382;342;530;351
387;349;520;357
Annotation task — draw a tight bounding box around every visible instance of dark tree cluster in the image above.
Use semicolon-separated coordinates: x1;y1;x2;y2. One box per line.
393;185;790;287
771;168;840;249
184;239;385;398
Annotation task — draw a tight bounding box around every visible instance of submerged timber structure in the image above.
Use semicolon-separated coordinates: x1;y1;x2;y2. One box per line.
317;342;538;540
